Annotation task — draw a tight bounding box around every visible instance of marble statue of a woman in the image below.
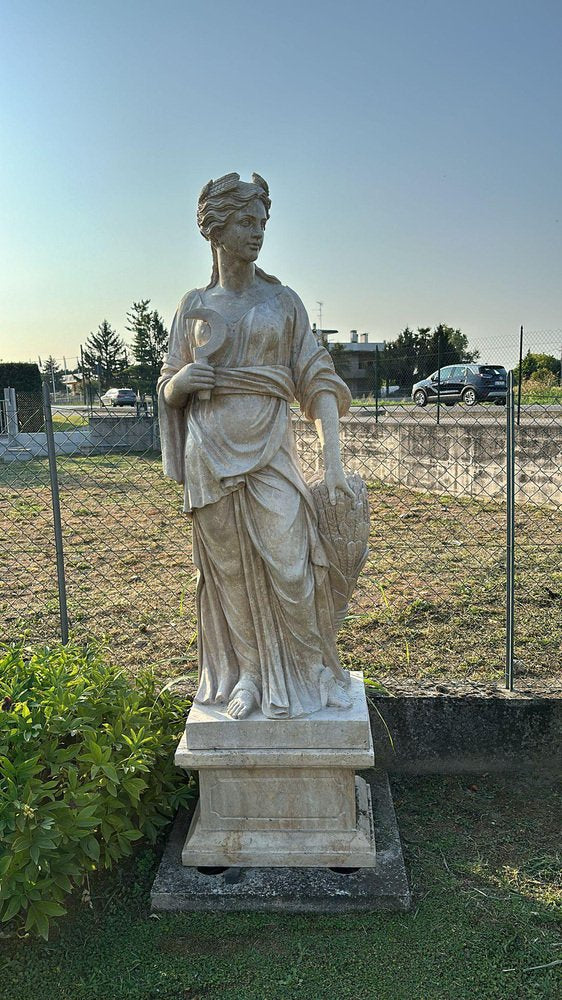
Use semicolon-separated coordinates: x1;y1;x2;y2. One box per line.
158;172;362;722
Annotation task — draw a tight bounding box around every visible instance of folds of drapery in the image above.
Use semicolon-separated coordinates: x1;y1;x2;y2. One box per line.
155;283;353;716
156;285;351;500
193;470;349;718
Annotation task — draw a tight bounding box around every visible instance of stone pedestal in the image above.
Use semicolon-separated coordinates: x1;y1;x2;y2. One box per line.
174;670;376;869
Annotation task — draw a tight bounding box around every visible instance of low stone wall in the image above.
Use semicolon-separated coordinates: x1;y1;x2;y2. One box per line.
0;415;159;460
86;416;158;453
294;414;562;504
0;429;87;460
2;413;561;506
368;692;561;775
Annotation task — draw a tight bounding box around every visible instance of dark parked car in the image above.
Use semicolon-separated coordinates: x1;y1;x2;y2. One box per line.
100;387;137;407
411;364;507;407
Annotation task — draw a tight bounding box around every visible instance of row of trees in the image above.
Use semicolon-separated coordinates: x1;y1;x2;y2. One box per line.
380;324;479;387
329;325;561;390
42;300;169;404
329;324;480;390
42;314;561;401
83;301;169;400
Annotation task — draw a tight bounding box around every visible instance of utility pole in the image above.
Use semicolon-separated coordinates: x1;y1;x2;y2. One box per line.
316;301;323;341
80;344;89;410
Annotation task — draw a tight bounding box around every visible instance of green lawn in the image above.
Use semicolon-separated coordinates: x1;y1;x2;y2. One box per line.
518;386;562;405
51;412;89;430
1;773;559;1000
349;388;562;407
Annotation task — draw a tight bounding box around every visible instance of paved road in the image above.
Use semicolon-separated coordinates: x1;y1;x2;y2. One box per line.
343;403;562;425
52;403;144;416
52;402;561;426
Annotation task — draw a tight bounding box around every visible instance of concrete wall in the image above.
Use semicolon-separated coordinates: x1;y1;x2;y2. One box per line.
294;415;562;504
86;416;159;452
2;412;561;507
0;415;159;461
368;693;562;775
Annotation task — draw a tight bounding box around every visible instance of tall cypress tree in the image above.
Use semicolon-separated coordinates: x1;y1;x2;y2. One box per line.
41;355;63;391
83;321;127;391
126;300;169;402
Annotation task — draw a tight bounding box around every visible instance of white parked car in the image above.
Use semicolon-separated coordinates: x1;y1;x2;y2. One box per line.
100;387;137;407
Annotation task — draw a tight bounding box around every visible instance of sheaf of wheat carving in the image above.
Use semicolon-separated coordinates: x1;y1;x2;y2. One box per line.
309;473;370;631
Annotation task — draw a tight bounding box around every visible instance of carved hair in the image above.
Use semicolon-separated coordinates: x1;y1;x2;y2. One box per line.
197;172;280;288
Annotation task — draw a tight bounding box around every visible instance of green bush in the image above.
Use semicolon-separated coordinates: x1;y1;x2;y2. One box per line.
0;362;42;393
0;642;192;939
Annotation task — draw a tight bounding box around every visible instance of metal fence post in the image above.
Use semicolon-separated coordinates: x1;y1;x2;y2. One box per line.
42;381;69;644
374;347;379;424
505;370;515;690
436;330;442;425
517;324;524;426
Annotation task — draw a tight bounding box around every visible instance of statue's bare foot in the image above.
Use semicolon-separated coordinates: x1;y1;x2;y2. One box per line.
319;668;352;710
227;688;258;719
326;685;352;710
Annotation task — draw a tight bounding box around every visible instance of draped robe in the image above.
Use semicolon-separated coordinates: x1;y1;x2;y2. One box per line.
158;284;352;718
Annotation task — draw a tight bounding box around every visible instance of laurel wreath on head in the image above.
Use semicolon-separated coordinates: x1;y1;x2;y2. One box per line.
198;171;269;207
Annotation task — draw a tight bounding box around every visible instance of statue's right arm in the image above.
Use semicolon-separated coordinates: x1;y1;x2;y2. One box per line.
160;294;216;408
163;362;216;407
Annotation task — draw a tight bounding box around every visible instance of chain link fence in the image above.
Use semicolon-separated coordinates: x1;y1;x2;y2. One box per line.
1;334;560;696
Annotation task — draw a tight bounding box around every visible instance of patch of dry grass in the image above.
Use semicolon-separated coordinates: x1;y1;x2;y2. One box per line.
1;455;560;695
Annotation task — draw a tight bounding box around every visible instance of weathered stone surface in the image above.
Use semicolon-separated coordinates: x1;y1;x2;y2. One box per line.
176;670;375;868
175;734;374;770
368;692;562;774
181;776;375;868
157;172;365;722
185;671;371;750
150;771;410;913
153;174;381;893
198;767;356;833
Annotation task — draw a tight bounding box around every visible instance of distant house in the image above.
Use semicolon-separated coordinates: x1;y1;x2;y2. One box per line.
60;373;83;397
324;330;386;397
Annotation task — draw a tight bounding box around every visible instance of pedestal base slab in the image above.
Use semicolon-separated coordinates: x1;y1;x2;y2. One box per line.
182;776;375;868
151;772;410;913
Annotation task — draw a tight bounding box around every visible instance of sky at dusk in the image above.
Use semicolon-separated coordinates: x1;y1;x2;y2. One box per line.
1;0;561;370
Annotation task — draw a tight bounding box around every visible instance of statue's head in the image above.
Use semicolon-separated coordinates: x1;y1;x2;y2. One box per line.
197;172;271;244
197;173;278;288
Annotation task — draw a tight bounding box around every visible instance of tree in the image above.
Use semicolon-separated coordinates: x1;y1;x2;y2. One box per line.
83;321;127;392
328;342;348;380
41;355;63;392
126;300;169;402
518;351;561;383
383;327;420;387
447;327;480;364
383;324;480;388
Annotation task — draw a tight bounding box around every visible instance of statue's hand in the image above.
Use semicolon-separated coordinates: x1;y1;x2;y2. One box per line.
324;465;354;505
173;361;216;396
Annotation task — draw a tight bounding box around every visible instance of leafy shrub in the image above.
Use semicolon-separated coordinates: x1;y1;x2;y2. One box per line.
0;642;192;939
0;362;42;393
0;363;44;431
525;369;558;388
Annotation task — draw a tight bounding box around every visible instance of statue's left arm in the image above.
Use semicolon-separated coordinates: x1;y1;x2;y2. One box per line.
288;289;353;504
311;392;353;504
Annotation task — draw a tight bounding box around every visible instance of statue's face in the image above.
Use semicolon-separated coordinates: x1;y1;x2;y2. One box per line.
216;198;267;263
